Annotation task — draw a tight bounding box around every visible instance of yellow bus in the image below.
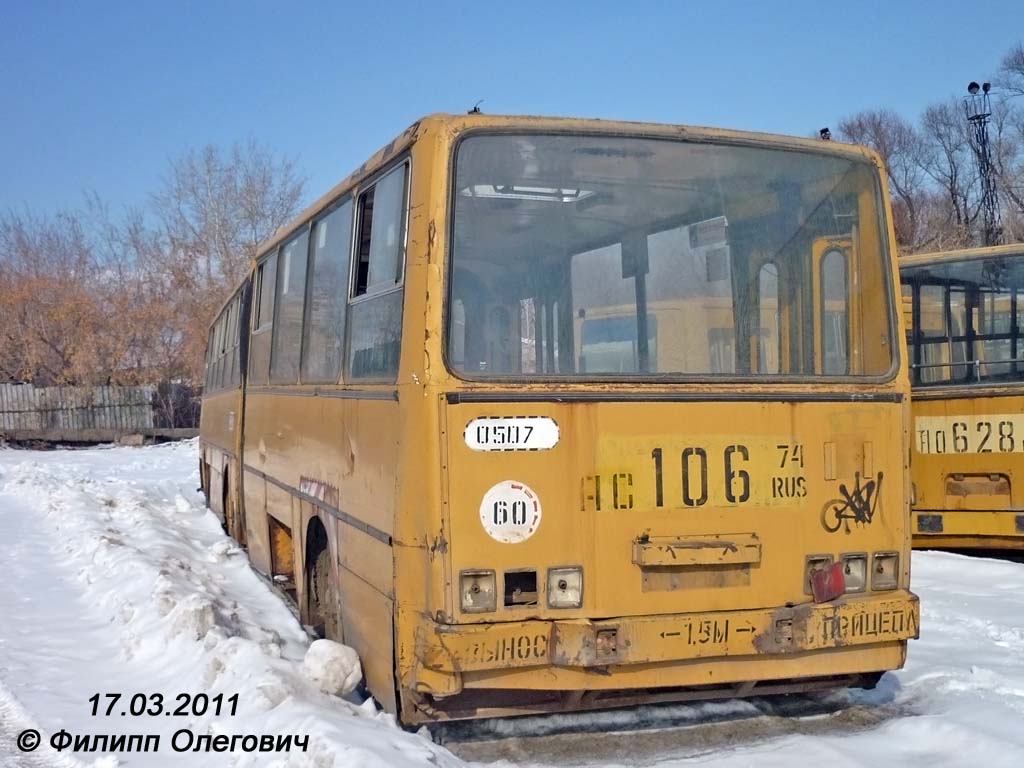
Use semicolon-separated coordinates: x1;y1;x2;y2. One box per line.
200;113;918;725
200;280;250;546
901;244;1024;549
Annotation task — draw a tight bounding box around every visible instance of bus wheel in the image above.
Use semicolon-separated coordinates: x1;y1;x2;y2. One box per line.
307;524;342;641
856;671;885;690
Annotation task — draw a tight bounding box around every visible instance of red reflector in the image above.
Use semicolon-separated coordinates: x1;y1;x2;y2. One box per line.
810;562;846;603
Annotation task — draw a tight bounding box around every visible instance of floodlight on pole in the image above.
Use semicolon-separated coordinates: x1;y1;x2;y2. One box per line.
964;80;1003;246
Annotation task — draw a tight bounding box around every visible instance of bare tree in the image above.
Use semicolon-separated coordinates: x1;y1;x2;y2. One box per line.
144;139;305;386
918;100;979;249
1000;42;1024;97
152;139;305;290
0;139;305;399
832;42;1024;251
837;109;927;249
0;210;111;385
989;100;1024;242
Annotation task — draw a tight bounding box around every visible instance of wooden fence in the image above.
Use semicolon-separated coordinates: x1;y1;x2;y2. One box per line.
0;383;197;443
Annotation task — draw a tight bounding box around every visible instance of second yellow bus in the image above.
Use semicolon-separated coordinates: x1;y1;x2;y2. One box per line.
902;244;1024;550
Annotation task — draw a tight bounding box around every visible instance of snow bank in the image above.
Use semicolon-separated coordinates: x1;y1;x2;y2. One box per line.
0;441;458;768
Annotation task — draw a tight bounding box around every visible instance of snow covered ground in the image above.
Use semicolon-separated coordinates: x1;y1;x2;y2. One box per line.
1;441;1023;767
0;442;456;768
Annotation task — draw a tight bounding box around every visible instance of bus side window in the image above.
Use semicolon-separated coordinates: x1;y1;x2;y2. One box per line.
217;307;228;390
217;313;228;390
302;201;353;384
270;229;310;385
229;295;241;388
347;163;408;382
901;283;914;337
204;328;214;390
210;317;221;391
918;284;947;383
249;251;278;387
223;299;237;389
949;288;969;380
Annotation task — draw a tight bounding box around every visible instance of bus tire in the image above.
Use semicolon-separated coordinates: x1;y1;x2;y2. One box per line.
307;522;342;642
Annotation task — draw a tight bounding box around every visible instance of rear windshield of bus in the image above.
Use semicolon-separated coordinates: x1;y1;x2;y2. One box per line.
447;133;895;381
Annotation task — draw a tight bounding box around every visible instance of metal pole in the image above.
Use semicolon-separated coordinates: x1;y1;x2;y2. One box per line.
964;82;1004;247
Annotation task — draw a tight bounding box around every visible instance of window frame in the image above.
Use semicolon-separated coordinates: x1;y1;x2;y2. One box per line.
205;327;215;389
343;157;412;384
252;249;279;334
441;128;901;385
301;196;355;385
348;160;411;305
269;225;312;385
247;248;279;386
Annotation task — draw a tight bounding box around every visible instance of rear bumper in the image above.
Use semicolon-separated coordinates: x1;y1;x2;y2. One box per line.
913;510;1024;548
414;590;918;686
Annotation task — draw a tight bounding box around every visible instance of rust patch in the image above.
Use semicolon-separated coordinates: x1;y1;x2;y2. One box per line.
298;476;340;508
946;474;1010;497
657;539;739;557
435;623;550;672
550;624;594;667
429;531;449;559
267;517;294;582
677;539;737;551
753;603;814;654
633;534;760;568
641;564;751;591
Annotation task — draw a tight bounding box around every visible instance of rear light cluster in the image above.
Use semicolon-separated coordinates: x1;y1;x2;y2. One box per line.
804;552;899;595
460;570;497;613
460;567;583;613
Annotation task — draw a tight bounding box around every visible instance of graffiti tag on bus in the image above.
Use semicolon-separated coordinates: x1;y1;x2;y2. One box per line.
820;472;883;534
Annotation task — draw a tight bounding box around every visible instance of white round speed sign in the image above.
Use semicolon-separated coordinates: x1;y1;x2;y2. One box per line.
479;480;542;544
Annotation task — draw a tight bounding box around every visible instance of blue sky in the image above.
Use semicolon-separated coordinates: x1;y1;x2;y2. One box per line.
2;0;1022;214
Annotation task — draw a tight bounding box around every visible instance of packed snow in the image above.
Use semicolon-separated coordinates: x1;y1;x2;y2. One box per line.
0;442;456;768
0;440;1023;767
